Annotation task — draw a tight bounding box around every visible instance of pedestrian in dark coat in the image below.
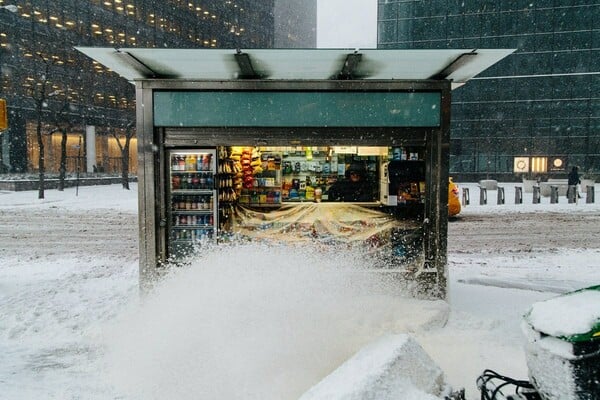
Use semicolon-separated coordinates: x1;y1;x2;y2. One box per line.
327;162;375;202
567;166;581;199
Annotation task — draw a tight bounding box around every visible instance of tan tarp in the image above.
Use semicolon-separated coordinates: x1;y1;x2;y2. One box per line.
230;203;419;244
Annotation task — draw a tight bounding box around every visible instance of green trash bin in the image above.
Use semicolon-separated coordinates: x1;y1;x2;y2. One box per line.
523;285;600;400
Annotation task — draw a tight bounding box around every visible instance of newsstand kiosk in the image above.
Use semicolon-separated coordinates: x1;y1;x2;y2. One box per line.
77;48;512;298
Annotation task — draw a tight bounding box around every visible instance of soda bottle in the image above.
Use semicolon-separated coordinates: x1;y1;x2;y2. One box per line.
185;154;195;171
192;174;200;190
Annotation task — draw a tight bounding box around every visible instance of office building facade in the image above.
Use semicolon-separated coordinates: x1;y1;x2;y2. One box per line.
0;0;316;174
378;1;599;180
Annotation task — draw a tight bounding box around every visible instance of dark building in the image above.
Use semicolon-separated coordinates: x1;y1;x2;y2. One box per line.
0;0;316;174
378;1;599;181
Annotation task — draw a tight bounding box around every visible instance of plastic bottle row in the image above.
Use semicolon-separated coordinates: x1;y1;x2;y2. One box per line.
172;228;214;242
173;214;214;226
172;195;214;211
171;173;214;190
171;154;213;172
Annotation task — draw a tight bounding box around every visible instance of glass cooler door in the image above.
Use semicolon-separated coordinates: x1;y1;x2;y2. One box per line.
167;149;217;258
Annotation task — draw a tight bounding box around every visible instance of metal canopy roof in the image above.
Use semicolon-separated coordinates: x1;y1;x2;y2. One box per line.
76;47;514;88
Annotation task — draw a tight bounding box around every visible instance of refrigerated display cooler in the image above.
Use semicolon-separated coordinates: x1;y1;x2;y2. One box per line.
167;150;217;258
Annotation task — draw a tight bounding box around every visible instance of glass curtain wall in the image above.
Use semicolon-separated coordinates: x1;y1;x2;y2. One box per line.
0;0;276;173
378;0;599;181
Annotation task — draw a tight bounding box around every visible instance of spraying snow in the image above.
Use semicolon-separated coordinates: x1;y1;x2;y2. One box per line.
102;243;448;400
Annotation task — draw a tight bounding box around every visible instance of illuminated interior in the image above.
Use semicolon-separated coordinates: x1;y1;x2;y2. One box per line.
25;123;138;173
211;145;426;206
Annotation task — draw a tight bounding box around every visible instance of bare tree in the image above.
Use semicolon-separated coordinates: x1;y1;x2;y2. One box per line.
47;87;78;191
29;58;52;199
110;120;135;190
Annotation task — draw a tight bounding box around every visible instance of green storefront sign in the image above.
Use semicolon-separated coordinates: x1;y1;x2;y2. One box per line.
153;91;441;128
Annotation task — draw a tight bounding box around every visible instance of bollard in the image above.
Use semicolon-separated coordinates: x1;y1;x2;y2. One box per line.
567;185;577;204
587;185;595;204
462;187;470;206
515;186;523;204
479;187;487;205
497;186;505;205
550;185;559;204
532;185;541;204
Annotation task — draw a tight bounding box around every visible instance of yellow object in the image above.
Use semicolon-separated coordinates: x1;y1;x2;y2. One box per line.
448;177;461;217
305;146;313;161
0;99;7;130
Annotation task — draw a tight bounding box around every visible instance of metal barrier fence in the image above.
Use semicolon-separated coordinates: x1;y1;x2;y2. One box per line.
497;186;505;205
479;187;487;205
533;185;541;204
566;185;577;204
550;185;559;204
515;186;523;204
460;183;596;207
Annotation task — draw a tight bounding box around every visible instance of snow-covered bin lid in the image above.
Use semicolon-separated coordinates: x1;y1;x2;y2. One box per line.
524;285;600;343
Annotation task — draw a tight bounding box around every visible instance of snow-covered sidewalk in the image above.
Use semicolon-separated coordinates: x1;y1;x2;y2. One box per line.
0;183;598;399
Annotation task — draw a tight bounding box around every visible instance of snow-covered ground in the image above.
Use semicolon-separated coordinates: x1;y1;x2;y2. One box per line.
0;182;598;399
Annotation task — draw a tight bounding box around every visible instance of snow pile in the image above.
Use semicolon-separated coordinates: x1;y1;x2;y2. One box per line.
299;334;444;400
522;288;600;400
526;289;600;338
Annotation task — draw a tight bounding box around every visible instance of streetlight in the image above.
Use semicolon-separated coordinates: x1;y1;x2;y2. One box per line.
0;5;17;13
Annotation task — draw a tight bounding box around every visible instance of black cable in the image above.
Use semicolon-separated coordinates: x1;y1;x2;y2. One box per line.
477;369;540;400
